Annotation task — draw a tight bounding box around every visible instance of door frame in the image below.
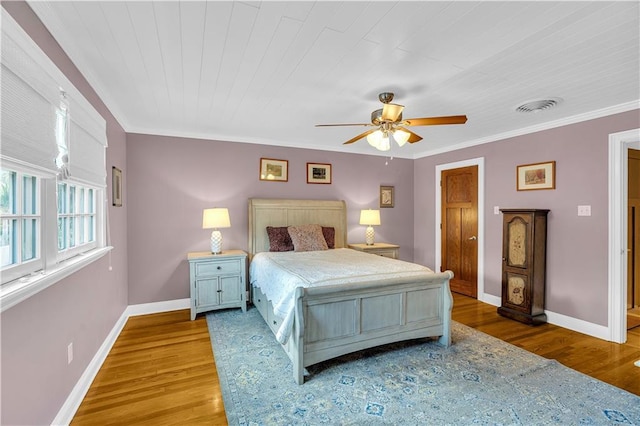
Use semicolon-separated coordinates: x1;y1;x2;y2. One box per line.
608;128;640;343
435;157;486;301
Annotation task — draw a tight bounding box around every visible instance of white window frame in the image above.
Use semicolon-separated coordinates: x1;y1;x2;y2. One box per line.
57;181;100;261
0;163;43;282
0;159;109;311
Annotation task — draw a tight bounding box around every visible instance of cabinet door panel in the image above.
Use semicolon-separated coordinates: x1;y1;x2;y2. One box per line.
219;276;242;305
505;215;530;269
503;271;530;313
196;278;220;308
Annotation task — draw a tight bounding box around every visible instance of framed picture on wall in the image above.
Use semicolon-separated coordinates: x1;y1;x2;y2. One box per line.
307;163;332;184
259;158;288;182
112;166;123;207
380;185;394;208
517;161;556;191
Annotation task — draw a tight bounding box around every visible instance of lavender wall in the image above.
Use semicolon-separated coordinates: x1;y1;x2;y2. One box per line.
1;3;128;425
414;109;640;326
126;134;414;304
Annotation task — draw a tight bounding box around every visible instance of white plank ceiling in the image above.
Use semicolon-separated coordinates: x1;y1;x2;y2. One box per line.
27;1;640;158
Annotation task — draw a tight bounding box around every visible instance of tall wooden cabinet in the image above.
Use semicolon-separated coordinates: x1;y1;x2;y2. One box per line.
498;209;549;325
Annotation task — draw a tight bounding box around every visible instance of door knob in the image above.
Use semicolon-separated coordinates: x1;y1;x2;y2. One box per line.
468;236;477;240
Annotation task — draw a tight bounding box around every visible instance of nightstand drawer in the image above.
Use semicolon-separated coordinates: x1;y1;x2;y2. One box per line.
348;243;399;259
195;259;241;276
374;249;397;259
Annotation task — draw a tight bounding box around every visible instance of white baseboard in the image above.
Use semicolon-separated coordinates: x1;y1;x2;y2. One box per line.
479;291;610;341
479;292;501;307
126;298;190;317
51;309;128;426
51;298;190;425
546;310;610;341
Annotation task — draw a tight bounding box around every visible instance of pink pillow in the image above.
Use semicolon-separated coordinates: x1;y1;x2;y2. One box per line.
266;226;294;252
287;224;328;252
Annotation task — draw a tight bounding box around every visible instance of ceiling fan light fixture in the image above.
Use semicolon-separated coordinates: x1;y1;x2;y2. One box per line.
515;97;563;113
392;129;410;147
367;130;383;147
366;129;392;151
378;135;391;151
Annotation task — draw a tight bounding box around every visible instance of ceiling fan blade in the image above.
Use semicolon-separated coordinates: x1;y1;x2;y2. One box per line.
403;115;467;126
381;103;404;122
315;123;372;127
397;127;423;143
343;129;377;145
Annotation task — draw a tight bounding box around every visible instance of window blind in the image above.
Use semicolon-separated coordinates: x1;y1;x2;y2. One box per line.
1;30;59;177
1;10;108;186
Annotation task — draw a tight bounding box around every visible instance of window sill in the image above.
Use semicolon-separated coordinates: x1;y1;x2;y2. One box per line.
0;246;112;313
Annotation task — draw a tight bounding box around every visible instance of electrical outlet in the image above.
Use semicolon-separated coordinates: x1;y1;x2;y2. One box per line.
577;205;591;216
494;206;500;215
67;342;73;364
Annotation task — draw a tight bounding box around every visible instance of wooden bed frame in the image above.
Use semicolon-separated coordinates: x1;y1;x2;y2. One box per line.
248;198;454;384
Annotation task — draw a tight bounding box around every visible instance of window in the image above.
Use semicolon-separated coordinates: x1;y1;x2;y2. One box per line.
0;162;106;286
0;169;41;273
1;10;109;311
57;182;97;259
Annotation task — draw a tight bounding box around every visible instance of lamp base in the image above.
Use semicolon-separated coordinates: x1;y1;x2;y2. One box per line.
365;226;375;245
210;230;223;254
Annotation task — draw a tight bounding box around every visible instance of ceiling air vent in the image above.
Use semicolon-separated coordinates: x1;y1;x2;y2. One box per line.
515;98;562;113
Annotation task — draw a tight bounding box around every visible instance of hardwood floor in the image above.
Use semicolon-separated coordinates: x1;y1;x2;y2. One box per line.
71;310;226;426
72;294;640;425
451;293;640;397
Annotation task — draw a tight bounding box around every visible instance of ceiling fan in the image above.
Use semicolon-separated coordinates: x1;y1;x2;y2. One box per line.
315;92;467;151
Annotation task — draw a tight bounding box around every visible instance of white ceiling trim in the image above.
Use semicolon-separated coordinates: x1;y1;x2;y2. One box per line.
414;100;640;159
129;100;639;160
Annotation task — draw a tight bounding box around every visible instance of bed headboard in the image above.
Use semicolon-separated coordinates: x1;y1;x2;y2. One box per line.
248;198;348;258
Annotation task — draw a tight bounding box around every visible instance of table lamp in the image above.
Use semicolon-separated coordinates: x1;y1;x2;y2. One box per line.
359;209;381;245
202;208;231;254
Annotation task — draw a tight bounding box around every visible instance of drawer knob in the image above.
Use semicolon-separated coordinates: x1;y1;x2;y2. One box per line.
217;266;222;270
273;320;277;325
217;289;222;293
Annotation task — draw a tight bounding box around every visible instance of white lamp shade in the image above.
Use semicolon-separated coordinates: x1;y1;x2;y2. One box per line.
359;209;381;226
202;208;231;229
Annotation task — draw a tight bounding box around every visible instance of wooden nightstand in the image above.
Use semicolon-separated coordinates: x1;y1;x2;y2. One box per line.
348;243;399;259
187;250;247;320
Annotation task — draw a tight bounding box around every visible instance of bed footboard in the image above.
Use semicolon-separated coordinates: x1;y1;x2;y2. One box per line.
287;271;453;384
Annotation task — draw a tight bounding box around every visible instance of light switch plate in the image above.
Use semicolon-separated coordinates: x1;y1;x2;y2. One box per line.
578;205;591;216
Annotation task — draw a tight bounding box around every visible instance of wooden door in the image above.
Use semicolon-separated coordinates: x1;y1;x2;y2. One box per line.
441;165;478;298
628;149;640;329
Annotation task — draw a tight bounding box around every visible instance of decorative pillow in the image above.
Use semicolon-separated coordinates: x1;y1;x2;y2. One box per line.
322;226;335;249
287;224;328;252
266;226;294;252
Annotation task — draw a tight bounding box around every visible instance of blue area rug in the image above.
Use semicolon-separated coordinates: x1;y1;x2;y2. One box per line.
207;308;640;425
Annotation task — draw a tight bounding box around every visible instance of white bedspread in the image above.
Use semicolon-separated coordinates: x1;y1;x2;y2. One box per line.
249;248;434;344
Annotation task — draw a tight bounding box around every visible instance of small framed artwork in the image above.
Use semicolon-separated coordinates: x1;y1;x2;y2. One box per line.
380;185;394;208
259;158;288;182
517;161;556;191
307;163;332;184
112;166;123;207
